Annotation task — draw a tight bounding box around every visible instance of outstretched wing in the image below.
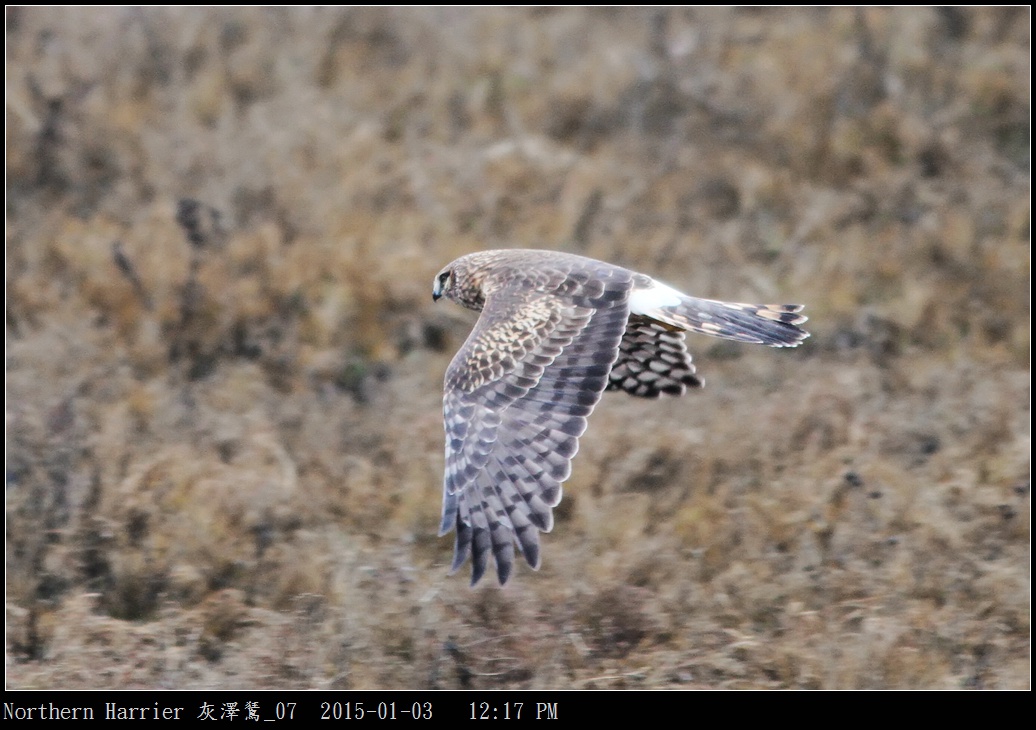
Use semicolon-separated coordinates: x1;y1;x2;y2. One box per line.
607;315;704;397
441;268;632;585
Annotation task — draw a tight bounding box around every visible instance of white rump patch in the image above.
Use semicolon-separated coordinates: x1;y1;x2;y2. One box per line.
629;279;685;315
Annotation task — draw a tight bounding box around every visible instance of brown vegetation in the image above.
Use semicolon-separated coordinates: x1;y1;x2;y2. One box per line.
6;7;1029;689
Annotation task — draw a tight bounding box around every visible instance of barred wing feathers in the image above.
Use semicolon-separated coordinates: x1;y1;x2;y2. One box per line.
441;265;632;585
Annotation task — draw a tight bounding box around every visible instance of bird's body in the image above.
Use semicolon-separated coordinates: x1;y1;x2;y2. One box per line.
433;249;808;585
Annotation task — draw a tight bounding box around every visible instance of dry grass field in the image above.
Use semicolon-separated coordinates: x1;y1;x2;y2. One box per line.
6;7;1029;689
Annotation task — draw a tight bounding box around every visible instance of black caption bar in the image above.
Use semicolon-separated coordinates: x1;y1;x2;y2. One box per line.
2;690;656;723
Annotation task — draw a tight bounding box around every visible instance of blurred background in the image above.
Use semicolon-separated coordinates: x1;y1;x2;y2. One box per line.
5;7;1029;689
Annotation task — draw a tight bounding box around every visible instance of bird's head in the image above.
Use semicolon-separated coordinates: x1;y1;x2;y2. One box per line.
432;264;455;302
432;254;489;311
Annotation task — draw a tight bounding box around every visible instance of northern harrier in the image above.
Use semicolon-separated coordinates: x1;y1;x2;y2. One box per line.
432;249;808;585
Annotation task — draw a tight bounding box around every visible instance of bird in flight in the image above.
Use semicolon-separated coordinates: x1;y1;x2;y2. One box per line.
432;249;808;585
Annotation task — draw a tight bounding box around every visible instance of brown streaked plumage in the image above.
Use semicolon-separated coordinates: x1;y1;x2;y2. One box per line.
433;249;809;585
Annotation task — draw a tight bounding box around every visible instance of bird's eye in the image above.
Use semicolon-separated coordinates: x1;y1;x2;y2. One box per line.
439;271;452;288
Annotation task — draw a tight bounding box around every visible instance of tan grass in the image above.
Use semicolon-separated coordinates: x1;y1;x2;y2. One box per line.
6;7;1029;689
